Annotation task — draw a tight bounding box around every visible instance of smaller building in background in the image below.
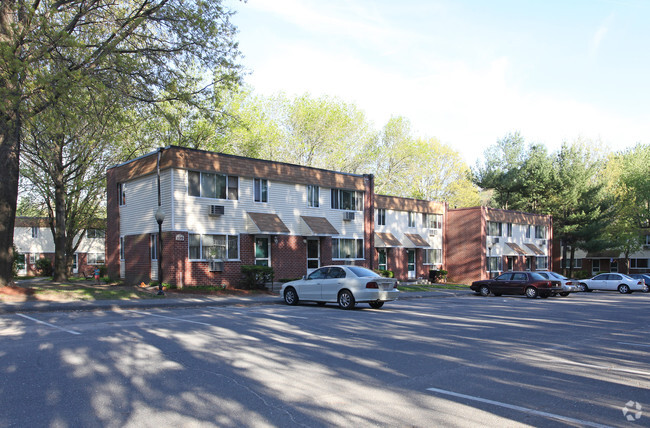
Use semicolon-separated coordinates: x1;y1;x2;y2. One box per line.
13;217;106;276
446;207;552;285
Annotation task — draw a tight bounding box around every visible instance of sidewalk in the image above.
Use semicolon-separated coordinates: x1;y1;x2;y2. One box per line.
0;287;472;314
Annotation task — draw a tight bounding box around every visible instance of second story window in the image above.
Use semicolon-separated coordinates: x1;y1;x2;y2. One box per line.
254;178;268;203
188;171;238;200
425;213;442;229
506;223;513;237
487;221;502;236
535;225;547;239
118;183;126;206
87;229;105;239
31;227;39;238
377;208;386;226
408;212;416;228
525;225;532;238
331;189;363;211
308;185;319;207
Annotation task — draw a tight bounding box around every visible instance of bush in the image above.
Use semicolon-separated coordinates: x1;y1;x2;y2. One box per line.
240;265;274;289
429;269;448;283
375;269;394;278
569;270;589;279
35;257;53;277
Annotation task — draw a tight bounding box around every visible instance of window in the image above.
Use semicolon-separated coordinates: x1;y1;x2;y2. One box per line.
525;225;531;239
87;229;105;239
254;178;268;203
118;183;126;206
188;171;238;200
536;256;548;270
506;223;513;237
377;208;386;226
189;234;239;260
29;253;37;264
331;189;363;211
332;238;364;259
120;237;125;260
425;249;442;265
487;256;502;272
88;253;106;265
308;185;319;208
151;234;158;260
535;225;547;239
487;221;502;236
425;213;442;229
645;235;650;245
31;227;39;238
631;258;649;269
408;212;416;228
562;258;582;269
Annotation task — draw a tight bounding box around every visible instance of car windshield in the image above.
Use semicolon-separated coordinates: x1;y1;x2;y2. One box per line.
347;266;380;278
530;273;546;281
620;273;633;280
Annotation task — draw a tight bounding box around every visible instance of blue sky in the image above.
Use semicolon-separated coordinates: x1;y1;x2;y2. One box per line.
225;0;649;164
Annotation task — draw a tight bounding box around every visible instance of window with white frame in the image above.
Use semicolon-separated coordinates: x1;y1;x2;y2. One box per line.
536;256;548;270
425;213;442;229
377;208;386;226
408;212;416;228
525;225;531;238
424;249;442;265
487;256;502;272
29;253;38;264
645;235;650;245
487;221;502;236
535;225;547;239
188;171;238;200
254;178;268;203
31;227;39;238
87;229;105;238
506;223;513;237
631;258;649;269
562;258;582;269
331;189;363;211
118;183;126;206
332;238;364;259
88;253;106;265
189;234;239;260
308;185;319;208
151;234;158;260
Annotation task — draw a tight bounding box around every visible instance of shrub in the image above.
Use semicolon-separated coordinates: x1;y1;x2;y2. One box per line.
35;257;53;277
240;265;274;289
429;269;448;283
375;269;394;278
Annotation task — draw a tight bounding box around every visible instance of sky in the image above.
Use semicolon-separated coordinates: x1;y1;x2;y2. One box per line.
225;0;650;165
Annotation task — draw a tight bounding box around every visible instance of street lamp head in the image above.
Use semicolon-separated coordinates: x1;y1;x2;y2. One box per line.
155;207;165;225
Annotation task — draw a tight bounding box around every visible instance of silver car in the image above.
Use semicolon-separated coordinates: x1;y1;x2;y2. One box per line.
537;271;580;296
281;265;399;309
578;273;646;294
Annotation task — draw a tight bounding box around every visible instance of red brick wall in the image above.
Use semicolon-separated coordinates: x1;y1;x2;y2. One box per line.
106;168;120;279
124;234;151;285
446;207;484;285
271;235;306;280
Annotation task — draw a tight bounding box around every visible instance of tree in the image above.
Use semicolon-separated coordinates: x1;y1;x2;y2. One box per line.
0;0;241;285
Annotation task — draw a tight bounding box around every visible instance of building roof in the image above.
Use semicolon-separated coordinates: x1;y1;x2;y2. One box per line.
301;216;339;235
247;212;291;234
404;233;431;248
506;242;527;255
374;232;402;247
524;243;545;256
375;194;445;214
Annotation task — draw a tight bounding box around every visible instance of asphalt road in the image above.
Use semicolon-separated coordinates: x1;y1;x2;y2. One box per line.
0;291;648;427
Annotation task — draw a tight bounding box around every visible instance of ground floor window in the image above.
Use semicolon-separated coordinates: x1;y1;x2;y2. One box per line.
332;238;364;259
88;253;106;265
631;258;649;269
536;256;548;270
189;234;239;260
424;249;442;265
562;258;582;269
487;256;502;273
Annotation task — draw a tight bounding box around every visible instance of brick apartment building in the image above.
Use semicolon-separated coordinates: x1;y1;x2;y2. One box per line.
106;146;449;287
446;207;553;285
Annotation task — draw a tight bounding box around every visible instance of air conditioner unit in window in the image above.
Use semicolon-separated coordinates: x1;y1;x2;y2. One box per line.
493;237;500;243
209;259;224;272
343;212;355;221
540;239;547;246
209;205;224;216
643;244;650;250
429;229;439;236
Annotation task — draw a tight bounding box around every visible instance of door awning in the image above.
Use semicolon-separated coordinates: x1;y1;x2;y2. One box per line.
301;216;339;235
506;242;527;255
404;233;431;248
524;243;545;256
247;212;290;234
375;232;402;247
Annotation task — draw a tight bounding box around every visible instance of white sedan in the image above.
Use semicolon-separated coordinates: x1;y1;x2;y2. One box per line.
578;273;646;294
281;265;399;309
536;271;581;296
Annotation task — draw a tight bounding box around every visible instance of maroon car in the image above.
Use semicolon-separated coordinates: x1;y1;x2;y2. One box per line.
471;271;562;299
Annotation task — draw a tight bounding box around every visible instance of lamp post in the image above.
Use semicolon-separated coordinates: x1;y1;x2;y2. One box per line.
155;207;165;295
488;244;493;279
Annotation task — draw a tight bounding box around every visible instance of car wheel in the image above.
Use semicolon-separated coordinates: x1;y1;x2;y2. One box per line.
525;287;538;299
579;283;590;292
338;289;356;309
284;287;299;306
479;285;490;297
369;301;384;309
559;292;570;297
618;284;630;294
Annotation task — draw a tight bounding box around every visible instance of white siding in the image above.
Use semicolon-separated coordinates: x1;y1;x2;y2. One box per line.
14;227;105;254
120;171;171;236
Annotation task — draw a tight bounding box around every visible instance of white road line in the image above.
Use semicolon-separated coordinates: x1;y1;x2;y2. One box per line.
16;313;81;335
132;311;213;326
546;358;650;377
618;341;650;348
425;387;613;428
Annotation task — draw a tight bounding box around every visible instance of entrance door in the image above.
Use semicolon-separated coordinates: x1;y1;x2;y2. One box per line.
307;239;320;273
255;237;270;266
16;253;26;276
72;253;79;274
610;260;618;273
378;249;387;271
407;249;416;279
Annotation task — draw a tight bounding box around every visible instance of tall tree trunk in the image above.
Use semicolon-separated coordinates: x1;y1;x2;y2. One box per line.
0;111;21;286
53;178;68;282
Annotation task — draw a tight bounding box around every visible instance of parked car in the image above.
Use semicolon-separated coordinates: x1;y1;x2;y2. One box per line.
536;271;581;296
628;274;650;292
471;271;562;299
578;273;645;294
281;265;399;309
